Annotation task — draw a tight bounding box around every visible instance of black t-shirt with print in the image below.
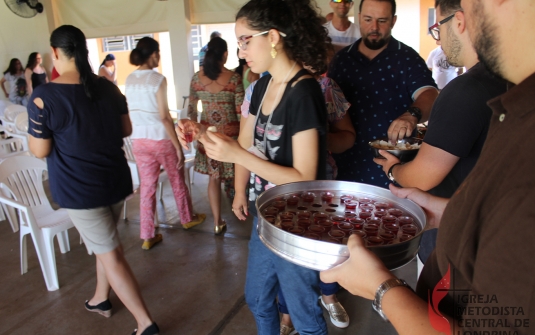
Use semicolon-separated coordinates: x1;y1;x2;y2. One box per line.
248;70;327;217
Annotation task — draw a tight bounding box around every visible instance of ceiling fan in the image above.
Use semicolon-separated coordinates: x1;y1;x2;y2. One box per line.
4;0;44;18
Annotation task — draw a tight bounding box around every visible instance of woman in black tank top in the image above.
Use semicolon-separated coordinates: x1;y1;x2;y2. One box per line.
25;52;48;96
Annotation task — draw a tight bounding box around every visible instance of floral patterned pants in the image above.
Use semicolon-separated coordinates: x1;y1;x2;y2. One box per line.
132;139;193;239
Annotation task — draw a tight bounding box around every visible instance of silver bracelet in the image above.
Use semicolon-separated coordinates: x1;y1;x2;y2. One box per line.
372;278;410;322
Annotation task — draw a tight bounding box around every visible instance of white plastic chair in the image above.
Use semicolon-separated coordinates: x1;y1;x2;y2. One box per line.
0;156;74;291
1;104;26;133
0;100;14;119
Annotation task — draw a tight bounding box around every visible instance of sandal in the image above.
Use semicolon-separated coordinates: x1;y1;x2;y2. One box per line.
182;213;206;229
141;234;163;250
131;322;159;335
85;299;112;318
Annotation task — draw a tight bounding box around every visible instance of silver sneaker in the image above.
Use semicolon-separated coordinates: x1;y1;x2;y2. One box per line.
280;324;298;335
320;296;350;328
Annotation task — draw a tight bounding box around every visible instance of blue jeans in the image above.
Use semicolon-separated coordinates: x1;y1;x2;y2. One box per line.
277;281;339;314
245;217;327;335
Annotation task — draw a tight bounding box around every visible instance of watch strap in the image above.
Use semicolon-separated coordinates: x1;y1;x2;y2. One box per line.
407;107;422;122
372;278;410;322
387;163;401;182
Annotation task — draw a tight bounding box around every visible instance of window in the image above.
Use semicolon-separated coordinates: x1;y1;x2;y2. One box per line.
191;25;202;59
102;34;154;52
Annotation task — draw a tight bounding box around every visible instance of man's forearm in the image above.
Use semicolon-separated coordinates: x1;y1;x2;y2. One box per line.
412;88;438;123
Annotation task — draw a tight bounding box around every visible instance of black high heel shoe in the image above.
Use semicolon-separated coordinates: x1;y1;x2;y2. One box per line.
131;322;159;335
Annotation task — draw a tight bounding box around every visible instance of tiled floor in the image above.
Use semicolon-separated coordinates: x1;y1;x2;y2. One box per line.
0;173;416;335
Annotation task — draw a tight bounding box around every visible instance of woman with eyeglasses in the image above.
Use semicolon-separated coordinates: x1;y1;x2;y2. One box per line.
24;52;48;97
1;58;27;106
177;0;329;333
187;36;244;235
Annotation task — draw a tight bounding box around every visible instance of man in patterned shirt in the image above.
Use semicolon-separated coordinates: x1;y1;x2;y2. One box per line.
328;0;438;187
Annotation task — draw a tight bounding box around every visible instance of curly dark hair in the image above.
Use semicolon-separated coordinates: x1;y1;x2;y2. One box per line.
236;0;330;74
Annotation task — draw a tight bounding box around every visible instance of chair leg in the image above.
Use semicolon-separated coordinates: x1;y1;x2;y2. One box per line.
41;233;60;291
2;203;19;232
20;233;27;274
123;201;127;220
57;230;71;254
157;182;163;201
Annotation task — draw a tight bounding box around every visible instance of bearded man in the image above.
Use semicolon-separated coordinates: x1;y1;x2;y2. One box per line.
328;0;438;188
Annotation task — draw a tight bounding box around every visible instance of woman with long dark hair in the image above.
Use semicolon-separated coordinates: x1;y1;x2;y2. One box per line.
178;0;330;333
234;49;259;90
125;37;205;249
99;53;118;85
1;58;27;106
187;36;244;235
24;52;48;97
27;25;158;335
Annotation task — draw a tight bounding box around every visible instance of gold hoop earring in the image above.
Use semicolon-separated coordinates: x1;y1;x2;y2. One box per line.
271;43;277;59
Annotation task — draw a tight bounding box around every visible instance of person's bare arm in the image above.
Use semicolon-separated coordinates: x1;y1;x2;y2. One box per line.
157;77;184;164
121;114;132;138
25;69;33;96
388;87;438;143
328;113;356;154
374;143;460;190
0;77;8;98
99;66;115;83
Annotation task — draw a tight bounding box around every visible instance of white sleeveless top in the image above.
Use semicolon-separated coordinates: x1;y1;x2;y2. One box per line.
125;69;168;140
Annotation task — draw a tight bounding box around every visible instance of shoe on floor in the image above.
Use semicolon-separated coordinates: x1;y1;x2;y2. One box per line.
142;234;163;250
85;299;112;318
131;322;159;335
182;213;206;229
214;219;227;235
320;296;350;328
280;324;297;335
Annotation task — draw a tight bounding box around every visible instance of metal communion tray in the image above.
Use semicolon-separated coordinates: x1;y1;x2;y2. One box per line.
255;180;427;271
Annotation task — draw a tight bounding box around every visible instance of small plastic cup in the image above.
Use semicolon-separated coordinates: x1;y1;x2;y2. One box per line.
281;221;294;231
373;209;389;218
374;202;391;210
279;212;294;221
344;211;357;218
185;131;193;143
366;236;384;246
398;216;414;226
263;207;279;217
308;225;325;234
297;210;311;219
379;232;396;244
400;224;419;236
297;219;313;228
318;219;334;230
272;200;286;212
302;192;316;203
331;215;346;223
313;212;329;223
344;200;359;210
328;229;346;240
359;209;373;220
358;197;374;205
383;223;400;234
381;215;398;225
360;203;376;212
289;226;305;236
349;218;365;230
363;224;379;236
340;194;353;205
387;208;404;217
321;192;335;203
264;215;276;224
366;218;382;226
338;222;354;236
286;195;299;207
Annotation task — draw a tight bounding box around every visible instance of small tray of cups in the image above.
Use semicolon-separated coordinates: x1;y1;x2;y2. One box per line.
255;180;427;271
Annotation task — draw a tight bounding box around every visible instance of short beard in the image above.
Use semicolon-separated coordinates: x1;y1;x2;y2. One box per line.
444;25;462;67
363;35;390;50
472;0;503;78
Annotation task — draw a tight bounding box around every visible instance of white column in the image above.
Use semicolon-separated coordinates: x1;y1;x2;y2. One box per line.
167;0;194;111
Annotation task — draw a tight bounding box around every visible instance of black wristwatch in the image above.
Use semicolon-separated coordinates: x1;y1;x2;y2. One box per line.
406;107;422;123
388;163;401;182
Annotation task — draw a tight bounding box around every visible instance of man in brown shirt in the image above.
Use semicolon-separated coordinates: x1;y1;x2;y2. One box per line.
320;0;535;334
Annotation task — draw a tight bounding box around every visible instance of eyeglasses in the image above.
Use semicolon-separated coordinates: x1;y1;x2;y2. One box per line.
331;0;353;3
237;30;287;51
428;13;455;41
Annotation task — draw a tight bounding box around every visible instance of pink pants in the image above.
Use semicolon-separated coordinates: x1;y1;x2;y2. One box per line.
132;139;193;239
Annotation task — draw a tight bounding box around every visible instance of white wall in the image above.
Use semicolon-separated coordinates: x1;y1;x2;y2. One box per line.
393;0;421;52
